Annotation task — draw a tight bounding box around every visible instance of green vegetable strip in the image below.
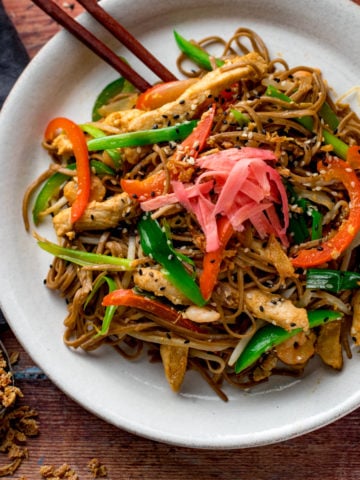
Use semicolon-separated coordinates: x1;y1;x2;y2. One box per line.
122;78;136;94
173;30;224;70
138;213;206;306
92;77;125;121
306;268;360;293
85;275;117;336
322;130;349;160
234;310;342;373
89;160;115;176
289;215;308;244
289;197;311;243
310;208;323;240
265;85;349;159
32;160;115;225
80;124;121;169
287;185;322;243
38;240;134;269
87;121;198;151
319;102;340;131
230;108;250;127
80;124;106;137
162;221;196;274
32;171;71;225
265;85;315;130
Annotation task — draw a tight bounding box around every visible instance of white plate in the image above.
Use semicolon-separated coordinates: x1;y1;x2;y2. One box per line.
1;0;360;449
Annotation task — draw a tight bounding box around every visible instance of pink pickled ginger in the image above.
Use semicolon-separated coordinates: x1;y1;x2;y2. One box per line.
140;147;289;252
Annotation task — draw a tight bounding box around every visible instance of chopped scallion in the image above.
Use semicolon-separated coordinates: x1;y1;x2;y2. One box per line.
306;268;360;293
38;239;134;270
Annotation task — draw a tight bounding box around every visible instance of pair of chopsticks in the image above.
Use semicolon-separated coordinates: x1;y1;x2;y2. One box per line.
31;0;178;91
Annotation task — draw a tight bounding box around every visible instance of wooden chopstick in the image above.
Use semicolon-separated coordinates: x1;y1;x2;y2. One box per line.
77;0;177;84
31;0;177;92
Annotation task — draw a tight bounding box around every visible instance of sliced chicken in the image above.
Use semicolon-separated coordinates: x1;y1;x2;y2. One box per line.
244;288;309;331
63;176;106;205
316;321;343;370
49;133;73;156
53;192;139;237
160;344;189;392
252;235;297;284
105;52;268;132
276;331;316;365
351;290;360;345
133;268;191;305
47;53;268;161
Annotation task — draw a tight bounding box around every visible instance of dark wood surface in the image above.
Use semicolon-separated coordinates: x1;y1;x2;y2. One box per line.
2;1;360;478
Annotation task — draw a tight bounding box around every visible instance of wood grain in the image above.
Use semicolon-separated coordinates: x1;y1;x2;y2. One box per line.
2;1;360;478
3;0;84;58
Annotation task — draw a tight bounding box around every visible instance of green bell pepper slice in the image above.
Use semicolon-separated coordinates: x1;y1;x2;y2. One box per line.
32;160;115;225
138;213;206;306
235;309;343;373
92;77;125;121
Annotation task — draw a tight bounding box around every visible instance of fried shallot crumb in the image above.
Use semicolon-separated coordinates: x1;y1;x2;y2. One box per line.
0;405;39;477
0;353;22;410
88;458;108;478
0;346;39;478
40;463;79;479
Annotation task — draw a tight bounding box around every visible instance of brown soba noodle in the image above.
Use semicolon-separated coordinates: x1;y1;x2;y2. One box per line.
23;28;360;400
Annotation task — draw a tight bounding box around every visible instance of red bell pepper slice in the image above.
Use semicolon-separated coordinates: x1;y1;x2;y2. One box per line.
173;103;216;162
102;288;201;332
199;217;234;300
291;158;360;268
121;104;216;199
346;145;360;169
135;78;198;110
45;117;90;224
120;170;167;202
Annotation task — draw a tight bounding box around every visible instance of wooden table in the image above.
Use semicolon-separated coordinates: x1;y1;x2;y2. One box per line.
2;1;360;478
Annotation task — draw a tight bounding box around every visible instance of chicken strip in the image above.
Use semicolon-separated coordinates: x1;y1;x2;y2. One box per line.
251;236;297;284
133;268;191;305
244;288;309;331
316;321;343;370
104;51;268;132
53;192;139;237
46;52;268;160
49;133;73;156
351;290;360;345
160;344;189;392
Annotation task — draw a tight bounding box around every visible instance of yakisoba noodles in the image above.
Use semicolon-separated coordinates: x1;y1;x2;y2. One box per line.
23;28;360;400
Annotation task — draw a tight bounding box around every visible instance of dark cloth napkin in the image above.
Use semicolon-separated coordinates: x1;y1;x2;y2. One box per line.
0;0;29;108
0;0;29;326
